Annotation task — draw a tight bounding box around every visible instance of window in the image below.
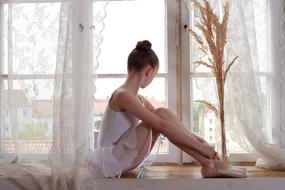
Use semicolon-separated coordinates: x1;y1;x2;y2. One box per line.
0;0;179;161
92;0;179;162
0;0;269;163
0;2;60;153
181;0;270;161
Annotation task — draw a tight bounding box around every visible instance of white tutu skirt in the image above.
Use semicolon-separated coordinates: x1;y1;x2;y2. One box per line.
87;125;152;178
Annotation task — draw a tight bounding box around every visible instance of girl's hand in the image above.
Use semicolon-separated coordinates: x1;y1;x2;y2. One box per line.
210;151;220;160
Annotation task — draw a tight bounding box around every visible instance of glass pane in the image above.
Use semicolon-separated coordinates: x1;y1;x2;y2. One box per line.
139;78;166;107
253;0;269;72
2;79;54;153
259;76;270;140
192;77;217;104
190;0;269;73
190;3;212;73
3;3;60;75
191;76;269;153
92;0;166;74
150;135;169;154
191;77;217;143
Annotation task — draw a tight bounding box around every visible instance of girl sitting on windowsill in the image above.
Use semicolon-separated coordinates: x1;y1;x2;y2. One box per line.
87;40;247;178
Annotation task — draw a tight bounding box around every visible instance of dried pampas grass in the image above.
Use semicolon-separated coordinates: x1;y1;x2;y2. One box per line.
190;0;238;162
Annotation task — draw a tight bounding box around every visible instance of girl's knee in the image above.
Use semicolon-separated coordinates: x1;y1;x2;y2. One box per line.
153;107;170;118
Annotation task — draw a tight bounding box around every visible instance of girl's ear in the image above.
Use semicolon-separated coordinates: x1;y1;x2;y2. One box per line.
144;65;153;77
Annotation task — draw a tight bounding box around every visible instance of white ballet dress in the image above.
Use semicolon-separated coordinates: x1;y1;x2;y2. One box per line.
87;103;152;178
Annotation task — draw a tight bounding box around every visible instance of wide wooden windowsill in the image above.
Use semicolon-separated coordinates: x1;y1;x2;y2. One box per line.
1;163;285;190
122;163;285;179
91;163;285;190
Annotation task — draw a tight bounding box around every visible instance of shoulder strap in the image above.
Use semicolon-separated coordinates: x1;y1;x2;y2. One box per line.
137;95;145;107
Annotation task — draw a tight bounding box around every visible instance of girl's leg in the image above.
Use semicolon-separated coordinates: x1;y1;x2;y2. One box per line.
118;123;159;175
121;124;215;175
151;108;216;159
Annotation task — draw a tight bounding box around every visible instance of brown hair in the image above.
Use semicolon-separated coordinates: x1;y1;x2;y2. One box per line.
127;40;159;72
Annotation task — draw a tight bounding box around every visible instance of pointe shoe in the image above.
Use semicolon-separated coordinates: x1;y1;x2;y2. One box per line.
201;160;247;178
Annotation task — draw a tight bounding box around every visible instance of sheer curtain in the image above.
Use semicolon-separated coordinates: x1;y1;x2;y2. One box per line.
0;0;107;189
222;0;285;169
50;0;94;189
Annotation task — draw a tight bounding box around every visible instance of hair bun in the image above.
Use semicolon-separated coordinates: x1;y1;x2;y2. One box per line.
136;40;152;51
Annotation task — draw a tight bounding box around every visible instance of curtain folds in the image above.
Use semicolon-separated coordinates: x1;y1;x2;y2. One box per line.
223;0;285;169
195;0;285;169
0;0;107;189
51;0;103;189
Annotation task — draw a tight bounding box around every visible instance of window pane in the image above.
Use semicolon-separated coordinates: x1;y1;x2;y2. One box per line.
190;3;211;73
3;3;60;75
191;77;217;143
192;77;217;104
2;79;54;153
254;0;269;72
259;75;270;142
191;76;269;153
93;78;124;100
150;135;169;154
190;0;269;73
93;0;166;74
139;78;167;107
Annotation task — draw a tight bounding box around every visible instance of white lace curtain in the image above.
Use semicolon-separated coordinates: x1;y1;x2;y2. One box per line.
191;0;285;169
216;0;285;168
0;0;107;189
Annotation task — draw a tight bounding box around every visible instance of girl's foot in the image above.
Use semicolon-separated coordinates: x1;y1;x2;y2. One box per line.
199;143;216;159
201;159;247;178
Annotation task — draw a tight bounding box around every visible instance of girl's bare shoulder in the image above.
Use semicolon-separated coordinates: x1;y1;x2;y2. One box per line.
109;88;130;112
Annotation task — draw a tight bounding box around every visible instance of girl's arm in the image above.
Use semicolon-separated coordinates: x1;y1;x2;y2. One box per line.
115;90;215;158
138;95;156;112
117;90;163;129
194;134;208;144
139;93;208;145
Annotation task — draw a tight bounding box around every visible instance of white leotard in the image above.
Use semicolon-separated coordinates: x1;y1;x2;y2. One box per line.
98;104;139;147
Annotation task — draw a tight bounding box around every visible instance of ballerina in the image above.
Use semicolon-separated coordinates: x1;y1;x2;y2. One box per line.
87;40;247;178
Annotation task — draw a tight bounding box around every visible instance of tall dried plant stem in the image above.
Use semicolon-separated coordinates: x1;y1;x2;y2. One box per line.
190;0;238;163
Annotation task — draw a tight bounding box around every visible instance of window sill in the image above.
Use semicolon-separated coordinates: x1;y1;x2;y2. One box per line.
1;163;285;190
123;163;285;179
92;177;285;190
